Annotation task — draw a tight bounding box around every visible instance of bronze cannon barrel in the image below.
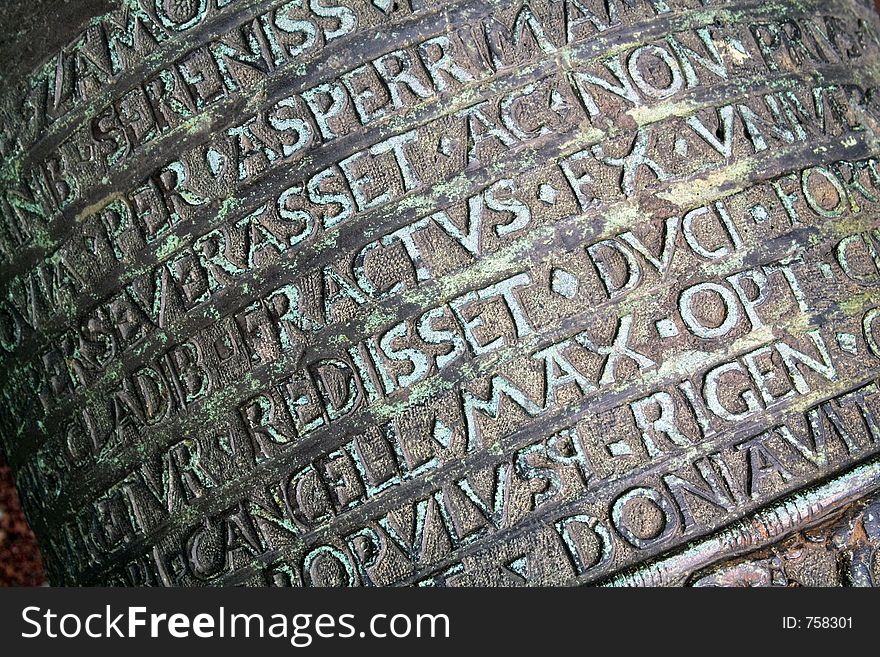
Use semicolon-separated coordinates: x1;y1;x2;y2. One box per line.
1;0;880;586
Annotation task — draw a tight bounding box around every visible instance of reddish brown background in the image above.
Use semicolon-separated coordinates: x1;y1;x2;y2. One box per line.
0;455;44;586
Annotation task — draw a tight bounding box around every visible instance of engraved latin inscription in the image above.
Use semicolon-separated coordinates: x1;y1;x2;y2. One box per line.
2;0;880;586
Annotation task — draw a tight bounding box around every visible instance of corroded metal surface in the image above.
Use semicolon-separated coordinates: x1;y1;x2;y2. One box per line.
688;491;880;587
2;0;880;586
